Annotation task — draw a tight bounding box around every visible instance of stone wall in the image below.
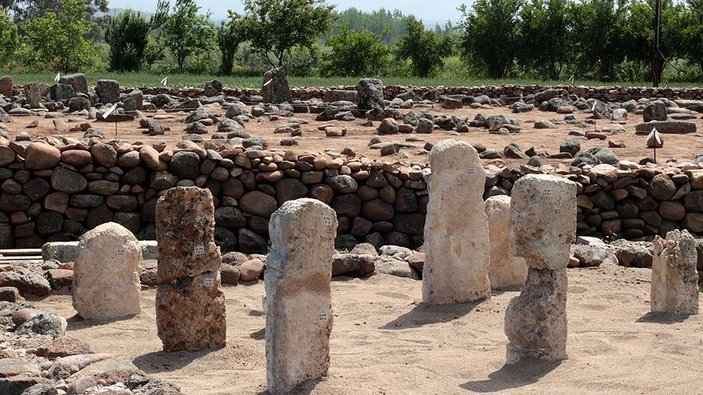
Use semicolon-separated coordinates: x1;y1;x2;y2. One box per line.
0;141;702;252
131;85;703;103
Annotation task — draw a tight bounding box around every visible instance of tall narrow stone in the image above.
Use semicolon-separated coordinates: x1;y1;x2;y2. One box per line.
505;174;576;364
266;198;337;394
72;222;141;321
651;229;699;315
155;187;225;352
485;195;527;290
422;140;490;305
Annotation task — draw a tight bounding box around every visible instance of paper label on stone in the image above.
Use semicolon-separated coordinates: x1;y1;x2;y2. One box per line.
467;168;477;176
203;277;215;287
117;249;126;256
194;244;205;256
318;312;329;322
544;189;553;197
322;215;332;226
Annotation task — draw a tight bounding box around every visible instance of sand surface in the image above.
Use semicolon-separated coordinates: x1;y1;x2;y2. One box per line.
34;264;703;394
4;102;703;164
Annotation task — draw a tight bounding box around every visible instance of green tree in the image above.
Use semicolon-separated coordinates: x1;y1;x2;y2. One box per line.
681;0;703;74
397;17;454;77
153;0;215;72
0;9;18;65
459;0;523;78
319;27;390;77
23;0;96;72
8;0;107;22
517;0;569;80
569;0;629;80
329;7;413;44
218;12;243;76
237;0;336;67
104;10;151;72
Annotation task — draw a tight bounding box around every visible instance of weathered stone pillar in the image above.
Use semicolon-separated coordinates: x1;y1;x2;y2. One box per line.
422;139;490;305
485;195;527;290
155;187;226;352
73;222;142;321
262;67;292;104
356;78;385;111
266;198;337;394
651;229;699;315
504;174;576;364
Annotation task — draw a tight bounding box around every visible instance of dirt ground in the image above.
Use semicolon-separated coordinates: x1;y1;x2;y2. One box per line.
4;102;703;165
35;264;703;395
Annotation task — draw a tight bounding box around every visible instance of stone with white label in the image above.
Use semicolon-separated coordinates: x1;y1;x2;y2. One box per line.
266;198;337;394
73;222;142;321
422;139;490;305
510;174;577;270
650;229;699;315
485;195;527;290
155;187;226;352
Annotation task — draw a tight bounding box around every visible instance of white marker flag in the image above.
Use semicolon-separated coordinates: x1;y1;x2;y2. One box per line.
161;77;168;87
102;103;118;119
54;73;61;82
647;127;663;148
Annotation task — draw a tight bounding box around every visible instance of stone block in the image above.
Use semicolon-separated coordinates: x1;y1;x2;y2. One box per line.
651;229;699;315
485;195;527;290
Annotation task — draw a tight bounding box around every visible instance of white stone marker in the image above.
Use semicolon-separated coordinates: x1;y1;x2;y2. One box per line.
651;229;699;315
485;195;527;290
266;198;338;394
73;222;142;320
422;139;491;305
504;174;576;364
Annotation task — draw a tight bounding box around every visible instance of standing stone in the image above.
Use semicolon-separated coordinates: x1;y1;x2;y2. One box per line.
485;195;527;290
72;222;142;320
650;229;699;315
60;73;88;94
504;174;576;364
204;80;223;97
266;198;337;394
122;89;143;111
24;82;50;108
155;187;225;352
262;67;291;104
356;78;385;111
0;76;12;97
422;140;490;305
50;84;75;101
96;80;120;104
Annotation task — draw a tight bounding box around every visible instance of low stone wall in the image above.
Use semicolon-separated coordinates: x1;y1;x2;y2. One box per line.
0;140;702;252
132;84;703;103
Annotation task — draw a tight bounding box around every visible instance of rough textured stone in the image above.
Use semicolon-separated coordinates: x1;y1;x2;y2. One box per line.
73;222;142;320
650;229;699;315
266;198;337;394
24;143;61;170
485;195;527;290
96;80;120;104
0;269;51;296
510;174;577;270
0;75;12;97
51;167;87;193
239;191;278;218
504;268;568;363
262;67;292;104
60;73;88;94
156;187;226;351
357;78;385;111
423;140;490;305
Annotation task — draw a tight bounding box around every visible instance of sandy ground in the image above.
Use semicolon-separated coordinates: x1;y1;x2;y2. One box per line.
34;264;703;395
4;102;703;164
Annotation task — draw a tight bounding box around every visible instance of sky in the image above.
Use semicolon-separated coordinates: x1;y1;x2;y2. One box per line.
109;0;465;24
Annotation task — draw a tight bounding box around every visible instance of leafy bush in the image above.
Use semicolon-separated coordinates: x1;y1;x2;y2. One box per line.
397;17;454;77
105;10;151;72
319;27;391;77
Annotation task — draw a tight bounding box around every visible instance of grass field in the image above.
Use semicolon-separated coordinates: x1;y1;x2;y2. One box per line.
2;71;702;89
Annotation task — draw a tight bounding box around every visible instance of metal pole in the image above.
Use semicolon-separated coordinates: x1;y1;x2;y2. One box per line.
653;0;662;87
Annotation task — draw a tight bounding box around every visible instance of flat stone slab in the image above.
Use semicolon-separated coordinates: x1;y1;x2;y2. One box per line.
635;121;697;134
42;240;157;262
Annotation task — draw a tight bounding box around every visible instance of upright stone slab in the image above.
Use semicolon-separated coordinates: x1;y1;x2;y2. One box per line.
356;78;385;111
504;174;576;364
24;82;50;108
485;195;527;290
155;187;226;352
0;76;12;97
96;79;120;104
72;222;141;320
262;67;291;104
59;73;88;95
422;140;490;305
266;198;337;394
651;229;699;315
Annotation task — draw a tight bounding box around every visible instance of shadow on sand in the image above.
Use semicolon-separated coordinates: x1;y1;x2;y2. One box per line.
380;300;481;330
65;314;138;330
461;357;562;392
636;311;694;324
255;378;324;395
133;348;220;374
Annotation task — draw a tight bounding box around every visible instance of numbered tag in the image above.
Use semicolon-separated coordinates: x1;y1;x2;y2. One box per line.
467;168;477;176
318;312;329;322
117;249;126;257
322;216;332;226
203;277;215;287
544;189;553;197
194;244;205;256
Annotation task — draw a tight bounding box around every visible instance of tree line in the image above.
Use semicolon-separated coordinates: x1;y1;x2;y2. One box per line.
0;0;702;83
